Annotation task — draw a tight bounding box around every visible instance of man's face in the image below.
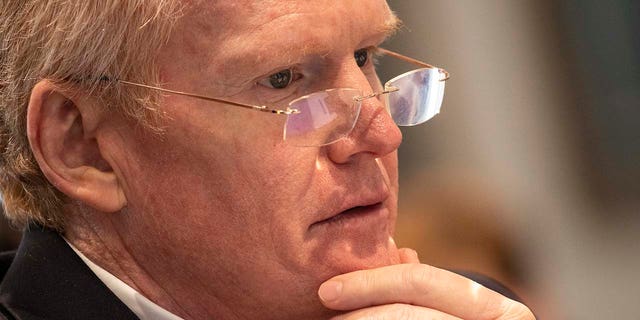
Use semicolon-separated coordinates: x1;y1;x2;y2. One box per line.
100;0;402;317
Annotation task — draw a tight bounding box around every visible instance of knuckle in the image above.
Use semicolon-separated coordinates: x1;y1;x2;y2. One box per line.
402;264;434;296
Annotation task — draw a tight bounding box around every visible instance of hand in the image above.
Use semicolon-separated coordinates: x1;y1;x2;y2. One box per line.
318;248;535;319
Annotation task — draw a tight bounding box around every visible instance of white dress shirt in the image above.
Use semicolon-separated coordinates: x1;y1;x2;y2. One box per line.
65;239;184;320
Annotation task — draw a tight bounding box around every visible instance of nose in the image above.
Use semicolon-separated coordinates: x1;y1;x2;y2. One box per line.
325;67;403;164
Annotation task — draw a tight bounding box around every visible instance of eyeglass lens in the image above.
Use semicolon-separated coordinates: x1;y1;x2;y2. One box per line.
284;88;362;147
385;68;444;126
283;67;445;147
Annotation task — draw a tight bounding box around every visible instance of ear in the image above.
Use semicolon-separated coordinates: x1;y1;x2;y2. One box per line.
27;80;127;212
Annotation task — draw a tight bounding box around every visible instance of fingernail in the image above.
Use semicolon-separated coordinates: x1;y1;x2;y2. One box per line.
318;280;343;302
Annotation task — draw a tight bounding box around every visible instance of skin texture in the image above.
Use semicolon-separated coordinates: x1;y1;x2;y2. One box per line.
117;2;402;318
29;1;401;319
26;0;535;319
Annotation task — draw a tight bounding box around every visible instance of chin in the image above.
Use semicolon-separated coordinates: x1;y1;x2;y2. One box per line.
307;237;400;282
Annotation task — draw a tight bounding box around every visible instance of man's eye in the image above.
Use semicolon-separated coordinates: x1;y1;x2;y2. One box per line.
258;69;294;89
354;48;369;67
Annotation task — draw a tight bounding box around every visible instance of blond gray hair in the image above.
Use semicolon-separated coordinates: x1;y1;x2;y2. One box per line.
0;1;181;231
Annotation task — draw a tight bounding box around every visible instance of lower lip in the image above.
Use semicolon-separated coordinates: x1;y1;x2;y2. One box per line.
310;203;388;231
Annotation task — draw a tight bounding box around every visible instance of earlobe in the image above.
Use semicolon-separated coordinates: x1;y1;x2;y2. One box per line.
27;80;127;213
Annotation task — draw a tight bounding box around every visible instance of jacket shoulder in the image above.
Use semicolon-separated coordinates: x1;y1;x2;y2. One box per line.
0;251;16;283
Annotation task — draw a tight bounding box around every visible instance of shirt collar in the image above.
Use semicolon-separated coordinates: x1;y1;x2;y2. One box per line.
64;238;184;320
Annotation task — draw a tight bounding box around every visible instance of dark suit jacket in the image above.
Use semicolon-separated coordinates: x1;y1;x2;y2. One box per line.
0;226;138;320
0;226;523;320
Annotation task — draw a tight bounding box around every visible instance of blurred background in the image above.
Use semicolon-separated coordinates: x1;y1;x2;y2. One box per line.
1;0;638;319
381;0;639;319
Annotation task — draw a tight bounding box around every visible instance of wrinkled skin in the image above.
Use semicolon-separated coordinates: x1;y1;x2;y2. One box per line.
83;1;402;319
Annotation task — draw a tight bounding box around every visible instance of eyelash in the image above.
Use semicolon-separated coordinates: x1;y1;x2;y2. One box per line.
256;68;303;90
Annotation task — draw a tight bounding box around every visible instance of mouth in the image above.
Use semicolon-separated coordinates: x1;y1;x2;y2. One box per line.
310;202;386;230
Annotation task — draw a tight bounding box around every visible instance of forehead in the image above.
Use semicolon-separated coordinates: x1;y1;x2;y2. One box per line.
162;0;397;84
189;0;396;37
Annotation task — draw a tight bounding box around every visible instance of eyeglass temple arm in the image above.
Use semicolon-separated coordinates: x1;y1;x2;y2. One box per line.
378;48;450;81
116;79;298;115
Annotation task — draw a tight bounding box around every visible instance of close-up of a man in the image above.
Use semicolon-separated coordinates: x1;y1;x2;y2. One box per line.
0;1;534;319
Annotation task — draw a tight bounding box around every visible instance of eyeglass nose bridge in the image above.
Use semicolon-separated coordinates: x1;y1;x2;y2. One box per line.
353;86;399;102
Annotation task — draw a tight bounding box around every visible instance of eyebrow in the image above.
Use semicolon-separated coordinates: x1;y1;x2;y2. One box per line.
379;13;403;39
209;12;404;89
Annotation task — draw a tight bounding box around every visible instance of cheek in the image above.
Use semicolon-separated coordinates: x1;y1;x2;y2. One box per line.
114;108;321;240
108;112;328;277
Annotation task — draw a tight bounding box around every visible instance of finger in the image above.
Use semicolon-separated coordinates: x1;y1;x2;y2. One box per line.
398;248;420;264
319;264;535;320
331;303;463;320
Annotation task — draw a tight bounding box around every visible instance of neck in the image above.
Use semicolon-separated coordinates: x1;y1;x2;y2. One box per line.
62;206;257;319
